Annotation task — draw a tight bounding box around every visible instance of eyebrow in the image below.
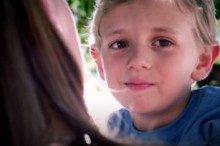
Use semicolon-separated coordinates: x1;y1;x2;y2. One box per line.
102;26;180;38
102;28;127;38
151;27;180;34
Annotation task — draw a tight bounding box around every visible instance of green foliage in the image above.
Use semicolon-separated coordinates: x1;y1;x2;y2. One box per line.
67;0;94;44
215;0;220;19
67;0;95;73
214;19;220;65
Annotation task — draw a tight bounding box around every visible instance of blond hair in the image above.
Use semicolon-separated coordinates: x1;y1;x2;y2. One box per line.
90;0;217;47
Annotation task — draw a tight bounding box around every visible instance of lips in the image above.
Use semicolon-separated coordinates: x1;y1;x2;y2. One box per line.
124;80;154;91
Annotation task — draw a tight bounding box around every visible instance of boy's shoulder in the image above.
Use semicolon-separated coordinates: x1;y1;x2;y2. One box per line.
194;85;220;93
107;108;132;137
178;86;220;145
108;108;131;126
192;86;220;101
190;86;220;112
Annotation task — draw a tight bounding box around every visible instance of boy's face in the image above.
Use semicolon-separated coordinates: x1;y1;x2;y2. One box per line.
94;0;212;116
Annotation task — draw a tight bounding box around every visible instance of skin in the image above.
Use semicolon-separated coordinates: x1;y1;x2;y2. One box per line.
40;0;84;136
92;0;219;131
42;0;84;73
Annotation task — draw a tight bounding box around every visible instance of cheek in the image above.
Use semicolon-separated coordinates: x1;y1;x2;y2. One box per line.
102;61;120;82
155;57;196;87
161;53;197;74
102;54;125;74
101;57;125;87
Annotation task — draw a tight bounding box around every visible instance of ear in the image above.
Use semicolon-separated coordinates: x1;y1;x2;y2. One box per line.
191;43;220;81
90;45;105;80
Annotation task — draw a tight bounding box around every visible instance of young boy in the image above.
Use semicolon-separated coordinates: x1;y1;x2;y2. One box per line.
90;0;220;145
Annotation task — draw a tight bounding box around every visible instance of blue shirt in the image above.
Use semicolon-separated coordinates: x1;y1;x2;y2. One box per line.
107;86;220;146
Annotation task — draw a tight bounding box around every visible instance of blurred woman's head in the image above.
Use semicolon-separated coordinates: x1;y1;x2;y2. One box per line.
0;0;90;145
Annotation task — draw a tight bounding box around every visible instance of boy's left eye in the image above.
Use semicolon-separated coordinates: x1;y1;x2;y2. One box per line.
152;39;173;47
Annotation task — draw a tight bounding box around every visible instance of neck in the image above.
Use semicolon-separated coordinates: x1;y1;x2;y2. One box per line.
131;110;178;131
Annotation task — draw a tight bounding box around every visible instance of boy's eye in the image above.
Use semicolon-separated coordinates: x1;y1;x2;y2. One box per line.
152;39;173;47
110;40;128;49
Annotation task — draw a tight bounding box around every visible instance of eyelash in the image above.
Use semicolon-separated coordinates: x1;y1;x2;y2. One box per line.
108;38;174;49
109;40;129;49
152;38;174;48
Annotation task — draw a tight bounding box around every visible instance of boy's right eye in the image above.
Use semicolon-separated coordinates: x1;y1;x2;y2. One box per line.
110;40;129;49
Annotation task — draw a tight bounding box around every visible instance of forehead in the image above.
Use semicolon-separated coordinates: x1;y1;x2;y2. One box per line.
100;0;194;36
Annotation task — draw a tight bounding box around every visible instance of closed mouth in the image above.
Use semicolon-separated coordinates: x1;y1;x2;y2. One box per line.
124;81;154;90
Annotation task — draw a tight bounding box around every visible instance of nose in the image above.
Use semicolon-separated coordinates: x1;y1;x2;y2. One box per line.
127;47;152;70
